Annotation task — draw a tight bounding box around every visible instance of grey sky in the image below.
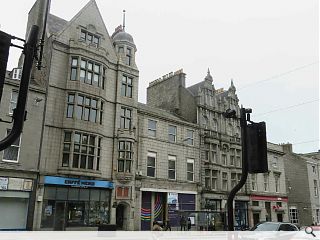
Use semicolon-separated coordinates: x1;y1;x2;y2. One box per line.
0;0;319;153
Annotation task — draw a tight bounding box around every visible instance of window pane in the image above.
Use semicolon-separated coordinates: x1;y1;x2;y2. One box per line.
88;62;93;71
74;144;80;153
64;132;72;142
87;156;94;169
88;147;94;155
187;163;193;172
77;96;84;105
93;74;99;86
63;143;70;151
67;105;74;118
169;160;175;169
73;154;79;168
84;108;89;121
125;160;131;172
80;155;86;168
147;168;155;177
76;106;83;119
94;65;100;73
70;68;77;80
80;70;86;81
147;157;155;167
72;58;78;66
3;146;18;161
62;153;69;167
127;86;132;97
74;133;81;143
169;170;175;180
89;136;95;146
82;134;88;144
118;160;124;172
91;99;97;108
81;60;86;69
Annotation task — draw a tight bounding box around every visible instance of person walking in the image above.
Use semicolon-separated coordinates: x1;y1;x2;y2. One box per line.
180;216;186;231
187;217;192;231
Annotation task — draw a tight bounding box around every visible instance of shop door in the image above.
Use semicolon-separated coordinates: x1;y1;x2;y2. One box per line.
116;204;125;230
277;213;283;222
253;213;260;226
54;201;66;230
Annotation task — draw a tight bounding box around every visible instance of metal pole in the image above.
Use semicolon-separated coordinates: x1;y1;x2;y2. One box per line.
227;108;249;230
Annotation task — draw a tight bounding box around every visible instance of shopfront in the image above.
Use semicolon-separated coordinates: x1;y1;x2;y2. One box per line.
140;190;196;230
40;176;113;230
0;176;33;230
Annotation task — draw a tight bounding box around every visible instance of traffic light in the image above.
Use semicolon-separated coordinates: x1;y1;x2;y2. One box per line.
0;31;12;93
247;121;268;173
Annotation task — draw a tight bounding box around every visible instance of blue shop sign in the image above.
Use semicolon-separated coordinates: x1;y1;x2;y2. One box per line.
44;176;114;189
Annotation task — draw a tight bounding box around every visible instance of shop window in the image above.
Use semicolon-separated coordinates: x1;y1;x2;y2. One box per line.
120;107;132;129
9;90;18;115
121;75;133;98
118;141;133;173
148;119;157;137
147;152;156;177
69;56;104;88
2;129;21;163
62;131;100;170
168;125;177;143
168;155;176;180
187;159;194;181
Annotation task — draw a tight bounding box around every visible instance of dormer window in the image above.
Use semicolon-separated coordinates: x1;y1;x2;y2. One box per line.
80;29;100;47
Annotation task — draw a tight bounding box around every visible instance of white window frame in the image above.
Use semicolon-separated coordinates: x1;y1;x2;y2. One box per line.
263;173;269;192
147;152;156;178
251;174;257;191
2;129;21;163
9;90;18;115
289;207;299;224
148;119;157;137
168;125;177;143
274;173;281;193
187;158;194;182
186;129;194;145
168;155;176;180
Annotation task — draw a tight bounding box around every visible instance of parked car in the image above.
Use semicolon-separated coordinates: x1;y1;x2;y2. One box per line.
250;222;299;231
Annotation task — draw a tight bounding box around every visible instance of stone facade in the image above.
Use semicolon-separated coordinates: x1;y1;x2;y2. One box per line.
283;144;320;226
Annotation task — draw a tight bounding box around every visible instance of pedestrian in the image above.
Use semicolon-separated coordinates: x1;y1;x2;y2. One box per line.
180;215;186;231
187;217;192;231
165;220;171;231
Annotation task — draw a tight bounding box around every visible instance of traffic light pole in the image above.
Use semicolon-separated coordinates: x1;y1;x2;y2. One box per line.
226;107;251;231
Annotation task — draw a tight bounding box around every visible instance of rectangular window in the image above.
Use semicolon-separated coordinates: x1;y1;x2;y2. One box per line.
120;107;132;129
263;174;269;192
66;93;101;123
126;47;132;66
121;75;133;98
314;180;318;196
186;130;194;145
2;129;21;163
231;173;237;188
187;159;194;181
168;125;177;143
62;131;99;170
289;207;298;224
212;170;218;190
118;141;133;173
148;119;156;137
205;169;211;188
252;201;259;206
9;90;18;115
211;144;217;163
274;173;280;192
168;155;176;180
237;173;242;191
222;172;228;190
147;152;156;177
222;154;227;165
80;29;99;47
251;174;257;191
70;57;103;88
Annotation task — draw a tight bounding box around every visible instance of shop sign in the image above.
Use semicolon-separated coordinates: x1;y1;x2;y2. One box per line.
0;177;8;190
168;192;179;210
8;178;24;190
44;176;114;189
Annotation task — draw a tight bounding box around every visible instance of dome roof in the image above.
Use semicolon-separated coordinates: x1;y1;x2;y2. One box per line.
112;29;135;45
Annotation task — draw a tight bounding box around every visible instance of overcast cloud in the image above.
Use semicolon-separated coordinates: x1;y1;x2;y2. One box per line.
0;0;318;153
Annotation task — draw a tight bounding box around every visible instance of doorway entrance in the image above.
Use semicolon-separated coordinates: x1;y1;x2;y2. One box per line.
277;213;283;222
116;203;129;230
253;213;260;226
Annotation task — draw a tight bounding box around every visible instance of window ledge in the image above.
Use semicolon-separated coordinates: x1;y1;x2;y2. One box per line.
58;167;101;177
